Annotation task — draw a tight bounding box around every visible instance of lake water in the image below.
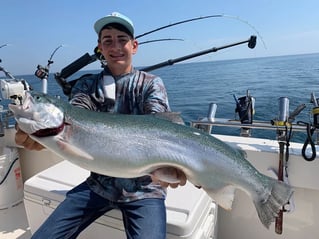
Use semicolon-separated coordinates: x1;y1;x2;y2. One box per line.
8;52;319;143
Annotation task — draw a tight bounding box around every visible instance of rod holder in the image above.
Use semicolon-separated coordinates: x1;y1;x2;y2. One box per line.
277;97;290;141
278;97;289;122
207;103;217;122
194;103;218;133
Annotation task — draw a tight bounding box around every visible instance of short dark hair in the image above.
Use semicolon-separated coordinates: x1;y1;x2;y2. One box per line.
98;23;134;40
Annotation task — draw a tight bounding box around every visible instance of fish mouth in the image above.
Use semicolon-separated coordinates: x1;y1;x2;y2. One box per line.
9;91;65;135
8;92;35;120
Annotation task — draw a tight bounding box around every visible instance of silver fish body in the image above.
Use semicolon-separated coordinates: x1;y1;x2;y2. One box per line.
9;92;293;229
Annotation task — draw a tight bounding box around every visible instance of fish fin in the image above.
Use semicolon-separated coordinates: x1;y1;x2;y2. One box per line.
153;112;185;125
150;167;181;183
204;185;236;210
238;149;247;159
57;139;94;161
253;177;293;229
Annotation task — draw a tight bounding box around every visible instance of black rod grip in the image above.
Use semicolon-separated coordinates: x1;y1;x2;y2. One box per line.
59;53;95;79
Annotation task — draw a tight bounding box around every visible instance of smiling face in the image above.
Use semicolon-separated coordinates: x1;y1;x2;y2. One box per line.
98;27;138;76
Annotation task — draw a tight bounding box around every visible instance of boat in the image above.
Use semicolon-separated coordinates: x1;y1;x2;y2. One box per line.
1;41;319;239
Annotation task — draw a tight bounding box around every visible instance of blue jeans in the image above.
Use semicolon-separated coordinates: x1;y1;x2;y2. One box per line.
31;182;166;239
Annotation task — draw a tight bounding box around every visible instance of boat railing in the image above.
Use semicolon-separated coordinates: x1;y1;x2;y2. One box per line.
190;98;318;143
191;118;309;133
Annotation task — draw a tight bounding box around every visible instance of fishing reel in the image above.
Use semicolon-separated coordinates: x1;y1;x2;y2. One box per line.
0;79;30;104
0;62;31;137
0;61;31;104
35;64;50;80
234;90;255;136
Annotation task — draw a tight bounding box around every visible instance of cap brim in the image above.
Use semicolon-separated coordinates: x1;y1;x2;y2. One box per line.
94;15;134;37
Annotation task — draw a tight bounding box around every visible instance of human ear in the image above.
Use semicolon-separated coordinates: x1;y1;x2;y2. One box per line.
132;40;138;54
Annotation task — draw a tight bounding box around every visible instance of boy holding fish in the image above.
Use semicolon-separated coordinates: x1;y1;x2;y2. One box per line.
15;12;186;239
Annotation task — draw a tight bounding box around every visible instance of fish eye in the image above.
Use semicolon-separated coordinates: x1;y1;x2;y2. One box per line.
34;95;41;102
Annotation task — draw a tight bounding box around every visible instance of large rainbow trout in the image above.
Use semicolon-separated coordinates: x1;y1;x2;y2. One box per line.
9;92;293;229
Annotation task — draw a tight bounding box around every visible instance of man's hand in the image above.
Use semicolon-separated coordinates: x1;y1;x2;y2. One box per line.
15;125;45;151
151;167;187;188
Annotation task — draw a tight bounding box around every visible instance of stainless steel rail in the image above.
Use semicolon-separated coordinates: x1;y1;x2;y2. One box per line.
190;118;308;132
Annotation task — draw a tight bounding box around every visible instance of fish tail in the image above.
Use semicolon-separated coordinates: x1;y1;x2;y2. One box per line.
253;178;293;229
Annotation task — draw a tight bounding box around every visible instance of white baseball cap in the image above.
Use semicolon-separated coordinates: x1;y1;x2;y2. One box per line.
94;12;134;37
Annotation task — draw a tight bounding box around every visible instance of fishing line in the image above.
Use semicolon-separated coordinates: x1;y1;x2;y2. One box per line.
222;14;267;49
0;157;19;186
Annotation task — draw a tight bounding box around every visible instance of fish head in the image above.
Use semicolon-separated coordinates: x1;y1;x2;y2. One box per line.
9;91;64;135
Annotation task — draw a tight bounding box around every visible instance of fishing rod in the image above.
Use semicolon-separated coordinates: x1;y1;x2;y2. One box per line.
135;14;266;48
54;13;262;94
273;97;305;234
0;43;16;79
49;45;64;65
55;35;256;96
141;35;257;72
55;13;264;79
0;44;31;104
35;45;64;93
0;43;9;49
139;38;184;45
55;39;183;82
135;15;223;39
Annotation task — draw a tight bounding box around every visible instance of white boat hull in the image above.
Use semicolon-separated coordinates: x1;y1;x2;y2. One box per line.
214;134;319;239
1;128;319;238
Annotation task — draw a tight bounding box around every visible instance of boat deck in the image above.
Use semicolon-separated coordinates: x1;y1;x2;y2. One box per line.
0;202;31;239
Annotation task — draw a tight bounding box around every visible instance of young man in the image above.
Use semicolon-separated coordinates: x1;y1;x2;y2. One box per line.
15;12;186;239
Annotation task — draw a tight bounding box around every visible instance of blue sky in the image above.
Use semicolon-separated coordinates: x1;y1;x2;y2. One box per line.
1;0;319;75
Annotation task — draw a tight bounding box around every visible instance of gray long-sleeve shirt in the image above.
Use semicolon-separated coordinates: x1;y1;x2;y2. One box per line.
70;67;170;202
